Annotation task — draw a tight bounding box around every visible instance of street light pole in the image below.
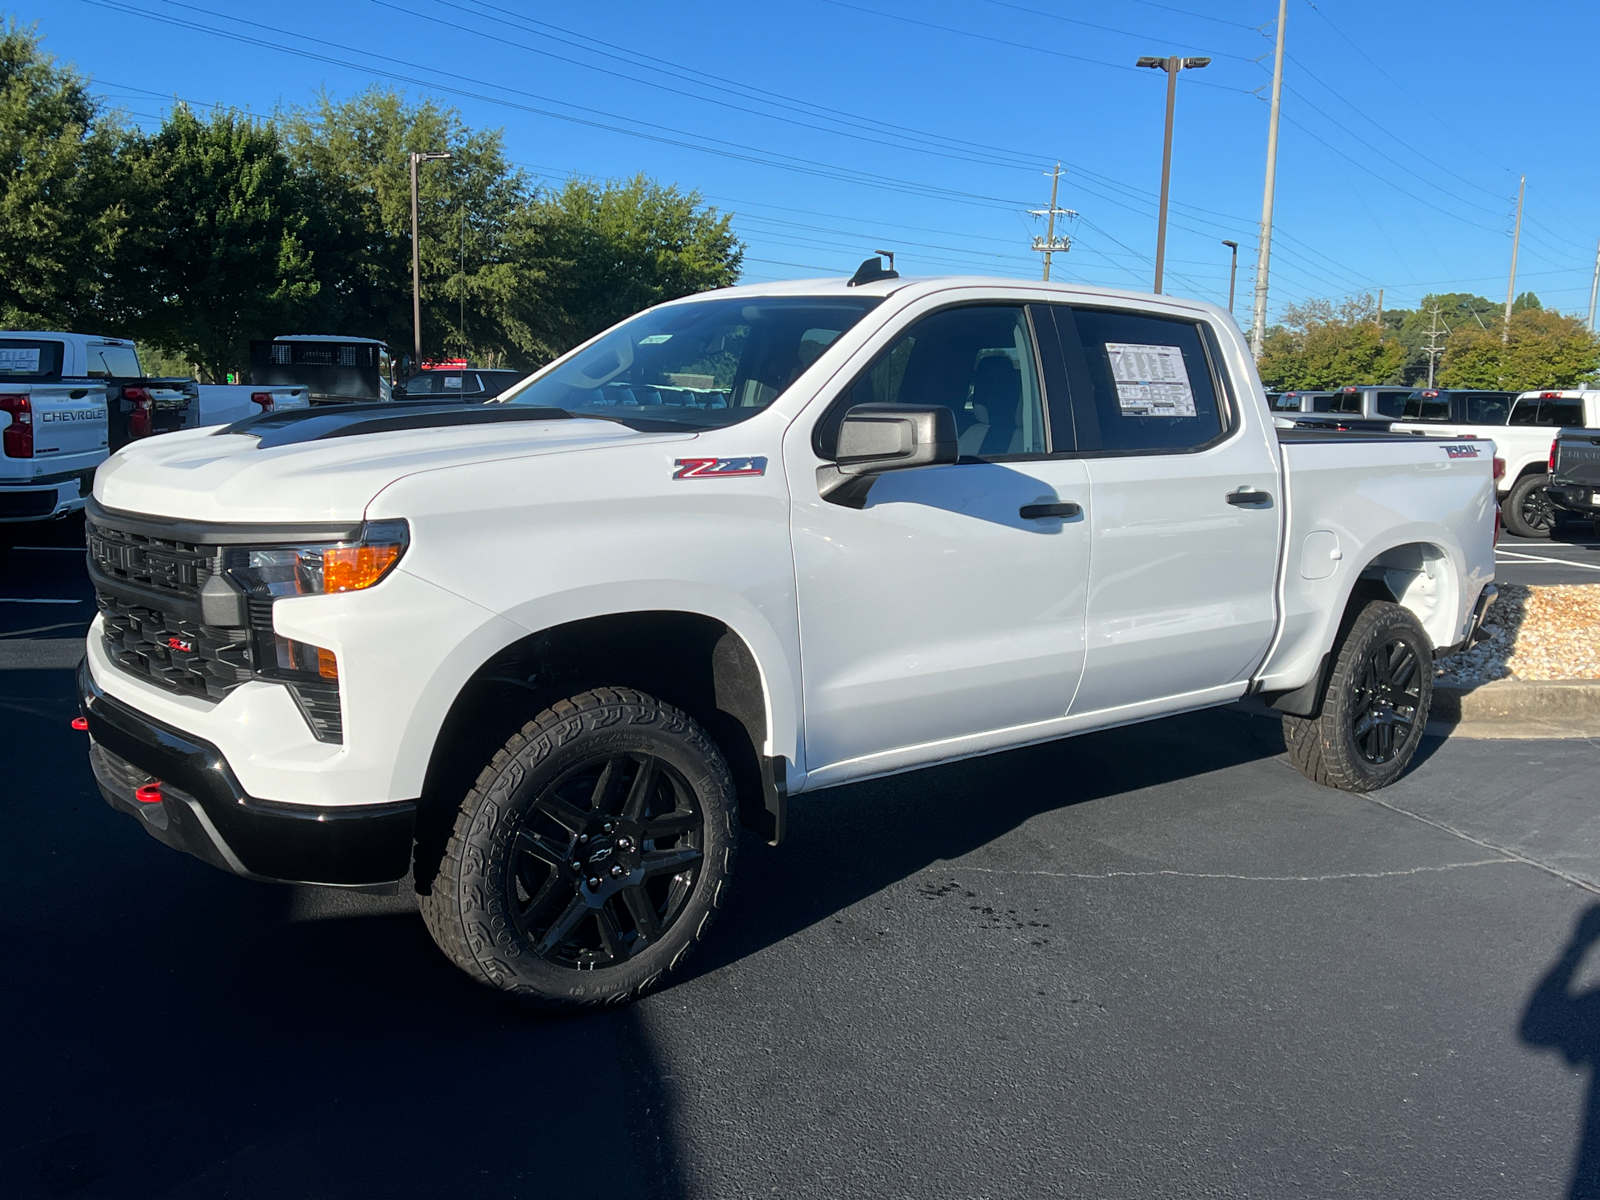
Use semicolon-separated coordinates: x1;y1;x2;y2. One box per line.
1588;237;1600;333
1222;240;1239;313
1502;173;1525;345
1250;0;1288;359
410;149;453;367
1138;54;1210;294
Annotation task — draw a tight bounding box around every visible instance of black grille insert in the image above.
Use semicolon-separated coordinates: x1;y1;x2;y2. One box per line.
87;522;210;599
97;593;253;701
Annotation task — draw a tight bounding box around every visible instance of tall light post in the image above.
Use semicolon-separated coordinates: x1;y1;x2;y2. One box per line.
410;149;453;367
1221;240;1239;313
1137;54;1210;294
1251;0;1289;359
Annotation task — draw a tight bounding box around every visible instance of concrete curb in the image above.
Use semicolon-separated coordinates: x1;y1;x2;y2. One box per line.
1428;679;1600;739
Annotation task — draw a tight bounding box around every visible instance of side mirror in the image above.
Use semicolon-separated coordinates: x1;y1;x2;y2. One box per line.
818;403;958;507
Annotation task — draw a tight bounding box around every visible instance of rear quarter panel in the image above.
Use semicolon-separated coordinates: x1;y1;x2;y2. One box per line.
1259;435;1496;694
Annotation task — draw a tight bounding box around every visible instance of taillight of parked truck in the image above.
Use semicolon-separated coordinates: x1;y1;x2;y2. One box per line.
1494;457;1505;481
0;393;32;457
1549;438;1559;473
250;392;274;412
124;386;152;438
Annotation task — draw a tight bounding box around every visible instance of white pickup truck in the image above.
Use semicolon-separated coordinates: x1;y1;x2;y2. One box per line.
195;384;310;428
76;268;1497;1009
1;333;114;540
1393;388;1600;537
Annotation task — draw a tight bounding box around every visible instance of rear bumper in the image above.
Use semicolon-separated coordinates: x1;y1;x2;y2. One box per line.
79;659;415;886
1549;483;1600;515
0;469;94;523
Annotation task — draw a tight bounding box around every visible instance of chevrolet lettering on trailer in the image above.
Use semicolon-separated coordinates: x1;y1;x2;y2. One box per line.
75;263;1498;1010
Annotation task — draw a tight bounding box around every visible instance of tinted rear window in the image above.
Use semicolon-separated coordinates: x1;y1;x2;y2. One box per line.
1331;392;1363;414
1463;392;1513;424
1374;390;1410;418
0;339;64;381
1402;394;1451;422
1549;400;1584;426
85;344;142;378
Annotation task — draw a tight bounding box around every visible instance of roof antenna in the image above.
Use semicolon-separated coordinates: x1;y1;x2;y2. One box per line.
847;252;899;287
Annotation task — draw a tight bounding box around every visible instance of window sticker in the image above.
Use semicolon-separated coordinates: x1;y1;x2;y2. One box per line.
1105;342;1196;417
445;375;463;388
0;348;41;373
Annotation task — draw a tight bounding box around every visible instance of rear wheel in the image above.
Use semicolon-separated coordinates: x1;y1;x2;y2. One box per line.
1503;472;1556;538
419;687;737;1010
1284;601;1433;792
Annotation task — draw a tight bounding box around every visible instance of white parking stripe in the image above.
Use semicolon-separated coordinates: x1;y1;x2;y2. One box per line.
0;598;83;604
1494;550;1600;571
9;546;85;552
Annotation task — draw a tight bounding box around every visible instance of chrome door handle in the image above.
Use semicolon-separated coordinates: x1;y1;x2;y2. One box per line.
1226;488;1272;507
1020;502;1081;519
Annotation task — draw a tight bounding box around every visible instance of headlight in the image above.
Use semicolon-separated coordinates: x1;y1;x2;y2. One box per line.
230;519;409;597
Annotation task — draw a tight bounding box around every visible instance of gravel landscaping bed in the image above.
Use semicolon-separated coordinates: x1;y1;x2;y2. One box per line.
1437;582;1600;687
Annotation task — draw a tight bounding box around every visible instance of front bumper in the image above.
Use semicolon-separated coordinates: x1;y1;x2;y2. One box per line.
79;660;415;886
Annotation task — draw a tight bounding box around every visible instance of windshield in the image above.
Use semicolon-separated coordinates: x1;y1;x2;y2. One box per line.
501;295;882;428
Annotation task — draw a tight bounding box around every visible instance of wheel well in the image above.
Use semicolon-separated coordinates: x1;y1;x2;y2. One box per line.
414;612;775;888
1513;462;1548;482
1351;541;1456;648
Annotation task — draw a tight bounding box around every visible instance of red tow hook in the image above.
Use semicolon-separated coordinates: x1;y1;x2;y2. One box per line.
71;716;88;731
134;782;163;805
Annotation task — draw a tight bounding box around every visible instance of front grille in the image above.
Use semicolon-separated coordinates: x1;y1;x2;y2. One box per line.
87;522;211;599
97;593;254;701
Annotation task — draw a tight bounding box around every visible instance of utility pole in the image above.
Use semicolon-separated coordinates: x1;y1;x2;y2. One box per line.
1502;173;1525;345
1588;237;1600;332
1423;303;1448;388
1376;287;1384;328
1029;164;1075;281
1222;240;1239;312
409;149;453;367
459;207;467;354
1250;0;1288;358
1138;55;1211;293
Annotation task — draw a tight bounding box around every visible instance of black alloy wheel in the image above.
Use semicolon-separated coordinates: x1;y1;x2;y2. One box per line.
1504;473;1557;538
509;752;703;970
1282;600;1433;792
1348;636;1422;765
419;687;738;1009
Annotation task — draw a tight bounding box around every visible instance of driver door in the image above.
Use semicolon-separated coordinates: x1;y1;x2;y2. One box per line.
788;302;1093;783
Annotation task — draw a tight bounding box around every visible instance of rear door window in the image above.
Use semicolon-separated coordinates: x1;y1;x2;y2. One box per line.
0;339;64;381
1047;306;1225;454
1331;391;1363;415
1374;390;1411;418
1548;399;1584;426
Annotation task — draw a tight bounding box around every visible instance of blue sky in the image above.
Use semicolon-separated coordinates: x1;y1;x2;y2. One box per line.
22;0;1600;325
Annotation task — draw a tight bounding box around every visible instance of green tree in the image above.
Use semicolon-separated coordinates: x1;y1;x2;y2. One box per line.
1438;307;1600;390
279;87;530;364
1257;292;1405;390
510;174;743;361
0;20;132;329
119;105;316;381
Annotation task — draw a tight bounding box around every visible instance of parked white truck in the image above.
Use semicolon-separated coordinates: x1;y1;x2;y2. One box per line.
77;268;1497;1008
1392;388;1600;537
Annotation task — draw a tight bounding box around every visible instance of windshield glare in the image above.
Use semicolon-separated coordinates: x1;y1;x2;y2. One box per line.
501;296;881;427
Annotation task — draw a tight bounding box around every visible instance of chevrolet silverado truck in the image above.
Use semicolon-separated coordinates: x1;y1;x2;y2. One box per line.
1395;389;1600;538
1548;426;1600;535
77;267;1498;1009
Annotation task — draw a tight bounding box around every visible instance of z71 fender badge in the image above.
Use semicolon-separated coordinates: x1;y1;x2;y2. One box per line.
1443;444;1480;459
673;456;768;479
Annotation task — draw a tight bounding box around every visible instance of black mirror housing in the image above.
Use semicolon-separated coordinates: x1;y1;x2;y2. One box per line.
819;403;958;507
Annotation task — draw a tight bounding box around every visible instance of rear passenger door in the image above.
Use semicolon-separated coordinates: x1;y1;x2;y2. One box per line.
1041;304;1281;715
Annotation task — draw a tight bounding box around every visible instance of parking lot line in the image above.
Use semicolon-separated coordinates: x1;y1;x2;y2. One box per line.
9;546;86;552
0;598;83;604
1494;550;1600;572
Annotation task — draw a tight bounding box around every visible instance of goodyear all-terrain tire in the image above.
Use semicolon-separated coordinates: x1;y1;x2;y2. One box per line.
418;687;738;1010
1283;601;1433;793
1503;473;1556;539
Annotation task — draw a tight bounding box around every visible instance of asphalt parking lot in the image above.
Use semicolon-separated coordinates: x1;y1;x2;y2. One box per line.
5;521;1600;1199
1497;529;1600;586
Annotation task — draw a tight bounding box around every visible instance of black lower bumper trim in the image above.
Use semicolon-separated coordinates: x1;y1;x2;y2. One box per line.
79;659;415;885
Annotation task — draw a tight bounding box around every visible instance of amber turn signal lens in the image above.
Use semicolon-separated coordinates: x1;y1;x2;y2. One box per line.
322;543;403;593
316;646;339;681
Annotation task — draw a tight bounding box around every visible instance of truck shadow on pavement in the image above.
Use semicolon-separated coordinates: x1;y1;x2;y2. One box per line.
689;706;1293;982
1521;904;1600;1200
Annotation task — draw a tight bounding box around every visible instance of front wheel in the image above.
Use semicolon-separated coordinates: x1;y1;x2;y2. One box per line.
419;687;738;1010
1283;601;1433;792
1503;473;1556;538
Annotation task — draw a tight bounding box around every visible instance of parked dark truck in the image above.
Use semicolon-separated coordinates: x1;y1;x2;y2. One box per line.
1549;427;1600;535
249;336;395;405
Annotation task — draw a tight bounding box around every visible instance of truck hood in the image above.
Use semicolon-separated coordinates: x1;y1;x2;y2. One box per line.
95;408;694;523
